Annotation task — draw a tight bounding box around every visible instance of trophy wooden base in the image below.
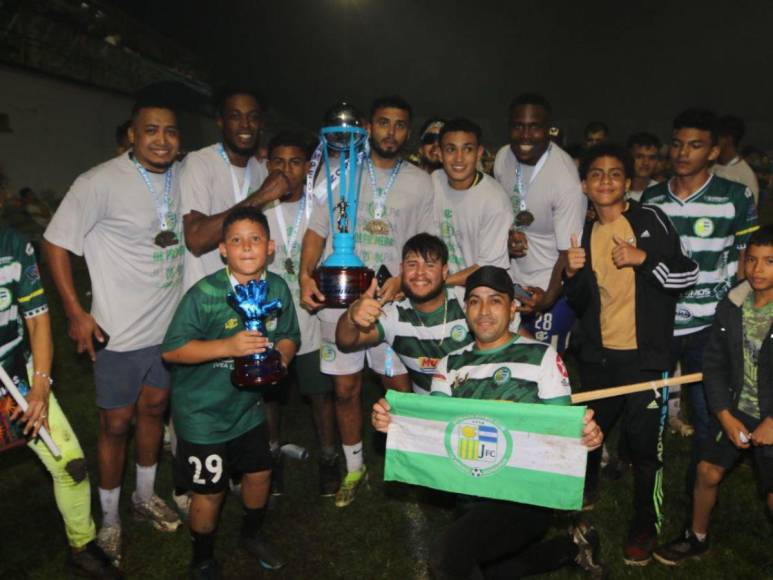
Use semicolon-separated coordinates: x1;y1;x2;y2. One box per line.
313;266;375;308
232;350;286;387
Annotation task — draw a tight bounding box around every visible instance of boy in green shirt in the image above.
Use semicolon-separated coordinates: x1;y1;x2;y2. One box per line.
163;207;300;579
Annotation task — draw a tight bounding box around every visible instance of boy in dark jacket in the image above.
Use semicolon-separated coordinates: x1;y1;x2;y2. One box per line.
653;225;773;566
564;144;698;565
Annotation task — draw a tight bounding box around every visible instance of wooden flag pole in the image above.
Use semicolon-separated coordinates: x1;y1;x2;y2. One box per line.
570;373;703;404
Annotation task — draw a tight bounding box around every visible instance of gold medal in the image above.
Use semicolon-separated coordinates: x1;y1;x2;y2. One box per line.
364;219;390;235
154;230;179;248
515;210;535;227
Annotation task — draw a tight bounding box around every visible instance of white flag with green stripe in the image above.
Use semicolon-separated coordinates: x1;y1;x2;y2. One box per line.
384;391;588;510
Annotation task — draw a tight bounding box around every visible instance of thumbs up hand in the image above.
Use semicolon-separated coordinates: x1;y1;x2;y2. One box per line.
611;234;646;268
565;234;586;278
347;278;384;330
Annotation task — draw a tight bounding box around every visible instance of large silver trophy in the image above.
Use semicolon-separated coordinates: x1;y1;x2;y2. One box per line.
312;103;374;307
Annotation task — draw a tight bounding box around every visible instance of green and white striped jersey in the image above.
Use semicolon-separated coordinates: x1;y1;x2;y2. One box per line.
430;335;571;404
642;175;758;335
377;286;474;394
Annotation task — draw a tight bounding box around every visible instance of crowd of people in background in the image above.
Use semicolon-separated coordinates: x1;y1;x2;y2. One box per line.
0;88;770;580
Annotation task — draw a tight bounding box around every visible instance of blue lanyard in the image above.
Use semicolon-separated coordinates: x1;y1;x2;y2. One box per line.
131;157;172;230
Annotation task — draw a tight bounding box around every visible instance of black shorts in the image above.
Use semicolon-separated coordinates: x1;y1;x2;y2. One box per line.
174;422;272;494
702;410;773;493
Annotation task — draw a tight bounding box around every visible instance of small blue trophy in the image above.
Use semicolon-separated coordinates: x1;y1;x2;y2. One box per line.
227;279;286;387
312;103;375;307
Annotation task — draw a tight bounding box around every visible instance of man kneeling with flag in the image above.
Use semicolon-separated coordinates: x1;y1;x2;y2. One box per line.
371;266;606;579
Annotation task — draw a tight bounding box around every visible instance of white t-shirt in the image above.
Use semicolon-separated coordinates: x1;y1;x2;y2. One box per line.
308;160;435;276
711;158;760;205
433;170;512;274
627;179;658;202
179;144;268;290
44;152;184;351
264;197;320;356
494;144;586;289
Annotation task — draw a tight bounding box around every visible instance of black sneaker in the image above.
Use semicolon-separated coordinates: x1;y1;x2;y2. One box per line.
623;528;656;566
653;529;709;566
319;454;341;497
68;541;123;579
270;449;284;497
241;534;286;570
570;522;606;578
189;558;219;580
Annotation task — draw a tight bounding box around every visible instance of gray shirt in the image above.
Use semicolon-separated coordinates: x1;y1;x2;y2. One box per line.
179;144;268;290
44;152;184;351
432;170;512;274
494;144;586;289
308;160;435;275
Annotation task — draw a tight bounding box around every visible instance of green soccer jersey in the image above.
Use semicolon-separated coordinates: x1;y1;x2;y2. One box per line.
162;269;300;444
430;335;572;404
0;229;48;450
377;286;474;394
642;175;758;335
738;294;773;419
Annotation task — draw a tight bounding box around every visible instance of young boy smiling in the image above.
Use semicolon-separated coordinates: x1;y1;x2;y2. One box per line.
162;207;300;579
564;143;698;565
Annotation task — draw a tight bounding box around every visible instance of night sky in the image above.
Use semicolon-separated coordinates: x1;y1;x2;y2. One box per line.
111;0;773;148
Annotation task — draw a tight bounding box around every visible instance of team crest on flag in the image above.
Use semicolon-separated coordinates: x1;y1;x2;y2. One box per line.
445;416;512;478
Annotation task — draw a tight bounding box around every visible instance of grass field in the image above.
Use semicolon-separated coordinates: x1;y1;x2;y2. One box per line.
0;265;771;579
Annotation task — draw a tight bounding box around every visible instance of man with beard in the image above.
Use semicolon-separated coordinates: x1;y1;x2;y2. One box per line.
433;118;512;286
300;96;434;507
180;88;290;290
336;233;526;395
494;93;586;352
371;266;606;580
410;117;445;173
43;98;185;565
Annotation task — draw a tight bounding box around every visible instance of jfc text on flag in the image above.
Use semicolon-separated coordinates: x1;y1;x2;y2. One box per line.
383;391;588;510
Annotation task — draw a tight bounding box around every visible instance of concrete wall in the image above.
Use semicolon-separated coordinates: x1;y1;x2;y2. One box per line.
0;64;218;198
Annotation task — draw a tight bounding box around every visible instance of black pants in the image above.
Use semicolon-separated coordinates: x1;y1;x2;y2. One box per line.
581;349;668;534
430;499;576;580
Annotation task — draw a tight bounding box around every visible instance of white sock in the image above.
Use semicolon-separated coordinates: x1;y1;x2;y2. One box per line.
342;442;364;473
99;487;121;527
135;463;157;503
269;440;281;454
693;530;707;542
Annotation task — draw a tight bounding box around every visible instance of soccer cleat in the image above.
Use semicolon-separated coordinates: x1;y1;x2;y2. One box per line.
173;491;192;519
570;522;606;578
131;493;182;532
96;524;122;568
652;529;709;566
270;449;285;497
68;540;123;579
623;529;656;566
241;534;287;570
335;465;368;508
189;558;220;580
318;454;341;497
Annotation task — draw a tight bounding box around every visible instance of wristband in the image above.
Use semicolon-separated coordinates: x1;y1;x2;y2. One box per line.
34;370;54;386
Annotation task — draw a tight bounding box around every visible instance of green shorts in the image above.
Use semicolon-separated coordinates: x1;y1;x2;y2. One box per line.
292;350;333;396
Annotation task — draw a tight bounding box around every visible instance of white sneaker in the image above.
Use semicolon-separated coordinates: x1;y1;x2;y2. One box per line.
96;523;122;567
131;492;182;532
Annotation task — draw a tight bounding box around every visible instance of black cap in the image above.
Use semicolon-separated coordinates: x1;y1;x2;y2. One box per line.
464;266;514;300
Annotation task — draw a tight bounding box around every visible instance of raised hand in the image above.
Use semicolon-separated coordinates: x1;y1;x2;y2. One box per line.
565;234;586;278
611;234;646;268
347;278;383;329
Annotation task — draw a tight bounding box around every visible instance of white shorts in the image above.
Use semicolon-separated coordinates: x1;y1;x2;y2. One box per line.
318;308;408;376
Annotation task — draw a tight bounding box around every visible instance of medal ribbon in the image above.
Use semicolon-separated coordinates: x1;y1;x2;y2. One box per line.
131;157;172;230
274;196;307;263
366;158;403;220
218;143;254;203
513;144;551;212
